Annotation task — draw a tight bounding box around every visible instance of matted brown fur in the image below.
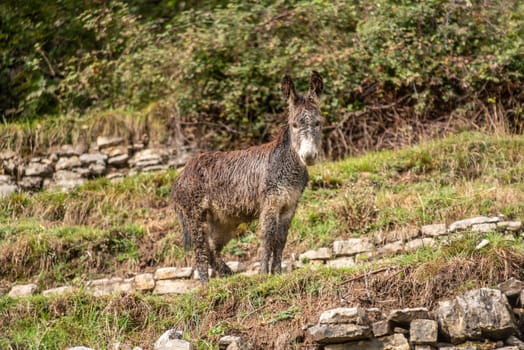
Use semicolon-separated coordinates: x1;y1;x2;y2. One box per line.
171;71;324;282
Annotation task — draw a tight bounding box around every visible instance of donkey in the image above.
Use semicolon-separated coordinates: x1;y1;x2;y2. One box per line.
171;71;324;282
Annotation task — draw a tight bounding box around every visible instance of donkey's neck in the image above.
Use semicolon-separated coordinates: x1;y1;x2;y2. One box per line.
271;124;305;169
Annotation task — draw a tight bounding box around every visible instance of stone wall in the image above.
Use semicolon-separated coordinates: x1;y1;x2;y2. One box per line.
0;136;189;195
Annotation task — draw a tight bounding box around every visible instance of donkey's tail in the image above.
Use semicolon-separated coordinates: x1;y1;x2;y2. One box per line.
176;211;192;250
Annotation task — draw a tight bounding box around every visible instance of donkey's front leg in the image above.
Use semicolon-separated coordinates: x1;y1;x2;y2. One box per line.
271;207;295;274
259;205;279;274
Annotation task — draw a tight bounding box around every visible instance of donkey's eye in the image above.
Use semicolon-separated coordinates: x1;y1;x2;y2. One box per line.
291;122;298;129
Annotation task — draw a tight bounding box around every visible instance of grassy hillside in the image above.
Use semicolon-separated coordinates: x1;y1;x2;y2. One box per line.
1;131;524;348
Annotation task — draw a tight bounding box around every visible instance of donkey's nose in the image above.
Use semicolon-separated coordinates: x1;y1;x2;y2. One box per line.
303;152;317;166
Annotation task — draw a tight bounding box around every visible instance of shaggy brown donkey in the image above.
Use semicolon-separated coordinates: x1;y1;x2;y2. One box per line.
172;71;324;282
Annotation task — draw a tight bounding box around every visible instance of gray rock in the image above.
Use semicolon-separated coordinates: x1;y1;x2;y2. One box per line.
0;174;13;185
108;154;130;167
377;240;404;257
333;238;374;257
0;184;18;197
300;247;332;261
55;156;81;170
497;278;524;298
498;221;523;232
388;307;429;326
410;319;438;345
53;170;85;190
42;286;76;296
448;216;500;232
0;150;16;160
8;283;39;297
48;144;84;157
475;239;490;250
319;307;369;325
405;238;436;251
97;136;125;150
308;323;372;344
154;329;192;350
471;223;497;233
225;261;246;273
154;267;193;280
86;278;134;296
141;165;168;173
219;335;242;350
421;224;448;237
326;257;356;268
372;320;391;337
153;280;199;295
25;162;53;177
436;288;518;344
130;149;167;169
19;176;43;190
54;170;82;181
133;273;155;291
505;335;524;348
79;153;108;165
88;162;107;176
380;333;410;350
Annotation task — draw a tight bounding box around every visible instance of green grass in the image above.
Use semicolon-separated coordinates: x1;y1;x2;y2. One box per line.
1;233;523;349
1;131;524;347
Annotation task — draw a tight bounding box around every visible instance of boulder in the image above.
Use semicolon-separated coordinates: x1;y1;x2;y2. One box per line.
299;247;332;261
319;307;369;325
225;261;246;273
410;319;438;345
8;283;39;297
498;221;523;233
97;136;125;150
497;278;524;298
86;278;134;296
448;216;500;232
153;280;199;295
19;176;43;191
405;238;436;251
55;156;81;170
421;223;447;237
0;174;13;185
43;286;76;296
154;267;193;280
436;288;518;344
326;257;356;269
133;273;155;291
309;307;372;344
0;184;18;197
24;162;53;177
372;320;391;337
80;153;108;165
308;323;372;344
154;329;192;350
333;238;374;257
377;241;404;257
387;307;429;326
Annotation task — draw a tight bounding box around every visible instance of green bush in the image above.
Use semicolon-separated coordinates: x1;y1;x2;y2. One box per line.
2;0;523;156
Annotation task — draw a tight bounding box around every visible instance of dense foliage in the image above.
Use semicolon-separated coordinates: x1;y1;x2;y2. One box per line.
1;0;523;156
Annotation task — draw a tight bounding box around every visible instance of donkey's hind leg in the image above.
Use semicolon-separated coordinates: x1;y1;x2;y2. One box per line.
208;225;233;277
185;209;212;283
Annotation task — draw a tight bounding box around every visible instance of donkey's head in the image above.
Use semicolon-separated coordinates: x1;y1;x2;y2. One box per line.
282;71;324;166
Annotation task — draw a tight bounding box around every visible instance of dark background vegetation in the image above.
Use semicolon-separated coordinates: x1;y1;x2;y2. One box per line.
1;0;523;158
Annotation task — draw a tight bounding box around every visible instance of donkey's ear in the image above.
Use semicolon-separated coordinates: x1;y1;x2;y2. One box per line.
308;70;324;102
281;74;298;105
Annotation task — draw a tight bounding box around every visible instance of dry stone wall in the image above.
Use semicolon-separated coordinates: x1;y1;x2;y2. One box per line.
0;137;189;195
